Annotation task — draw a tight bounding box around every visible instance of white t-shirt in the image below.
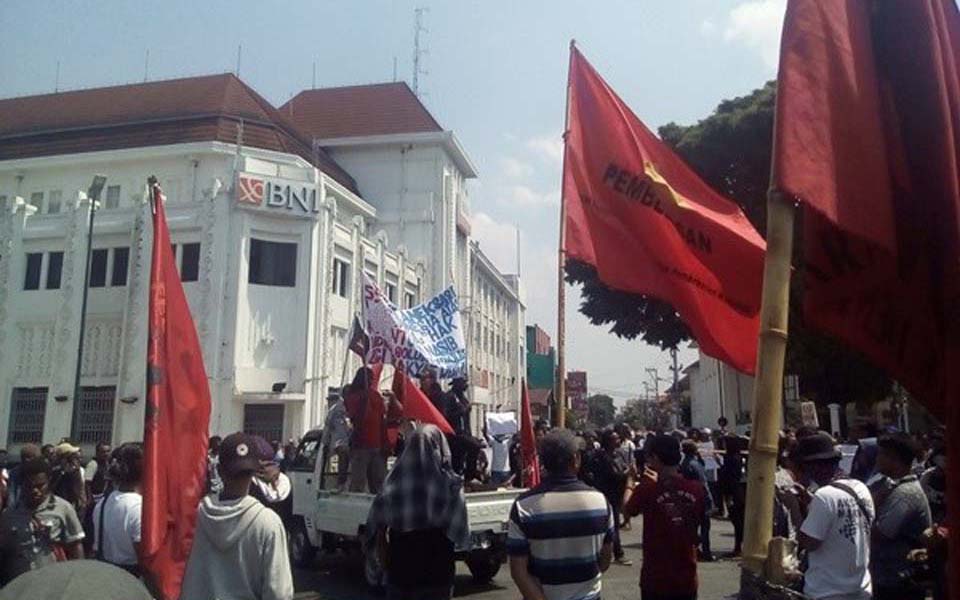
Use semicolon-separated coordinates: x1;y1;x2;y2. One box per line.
800;479;874;600
93;491;142;566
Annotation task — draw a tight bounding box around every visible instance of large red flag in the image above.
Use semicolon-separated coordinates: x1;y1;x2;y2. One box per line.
563;46;766;374
390;367;454;434
773;0;960;592
142;180;211;600
519;381;540;488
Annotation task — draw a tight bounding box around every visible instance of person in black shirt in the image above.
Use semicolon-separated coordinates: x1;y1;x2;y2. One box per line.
366;424;469;600
587;429;633;566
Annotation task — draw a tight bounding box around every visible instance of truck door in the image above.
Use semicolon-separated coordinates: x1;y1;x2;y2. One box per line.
287;430;322;518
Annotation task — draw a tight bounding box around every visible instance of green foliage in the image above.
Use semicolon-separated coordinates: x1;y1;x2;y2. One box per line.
618;398;671;431
568;80;891;406
586;394;616;428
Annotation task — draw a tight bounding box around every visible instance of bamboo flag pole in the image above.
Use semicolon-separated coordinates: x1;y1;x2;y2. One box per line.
741;190;795;575
556;40;577;430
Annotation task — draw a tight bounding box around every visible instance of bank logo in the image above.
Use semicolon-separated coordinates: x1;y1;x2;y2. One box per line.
238;175;264;205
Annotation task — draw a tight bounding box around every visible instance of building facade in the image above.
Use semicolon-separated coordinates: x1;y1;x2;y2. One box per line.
0;76;523;449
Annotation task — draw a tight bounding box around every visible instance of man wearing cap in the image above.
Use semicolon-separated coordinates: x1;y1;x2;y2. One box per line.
181;432;293;600
794;432;875;600
51;442;87;515
623;434;704;600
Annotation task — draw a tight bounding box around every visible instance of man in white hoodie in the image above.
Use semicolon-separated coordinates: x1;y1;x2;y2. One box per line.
180;432;293;600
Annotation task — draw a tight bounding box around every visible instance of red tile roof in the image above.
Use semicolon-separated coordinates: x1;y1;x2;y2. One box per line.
0;74;358;193
281;82;443;140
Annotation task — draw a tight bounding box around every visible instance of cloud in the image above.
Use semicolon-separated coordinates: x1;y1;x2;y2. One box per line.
722;0;786;70
526;134;564;165
471;212;519;274
700;19;718;37
500;157;534;179
500;185;559;208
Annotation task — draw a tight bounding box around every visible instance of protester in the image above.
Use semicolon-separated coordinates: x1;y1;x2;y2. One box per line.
718;432;747;555
344;366;389;493
0;559;154;600
207;435;224;496
92;443;143;577
623;434;704;600
84;441;112;501
921;445;947;524
585;429;632;565
870;433;932;600
444;377;482;475
250;436;293;525
616;424;637;531
321;390;352;490
0;458;85;585
850;437;880;486
51;442;87;514
794;432;874;600
6;444;40;509
366;424;469;600
485;412;517;486
508;429;614;600
419;367;445;413
181;432;294;600
41;444;55;462
681;439;715;562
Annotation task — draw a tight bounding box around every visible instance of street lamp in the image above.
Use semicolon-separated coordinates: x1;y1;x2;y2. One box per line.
71;175;107;436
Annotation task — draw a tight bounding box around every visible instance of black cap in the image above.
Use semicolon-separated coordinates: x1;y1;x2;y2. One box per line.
792;432;840;463
219;433;265;477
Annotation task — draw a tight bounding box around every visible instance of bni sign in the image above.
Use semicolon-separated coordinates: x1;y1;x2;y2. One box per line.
236;173;320;217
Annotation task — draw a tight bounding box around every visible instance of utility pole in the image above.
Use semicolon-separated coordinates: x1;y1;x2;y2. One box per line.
669;347;683;428
412;7;429;97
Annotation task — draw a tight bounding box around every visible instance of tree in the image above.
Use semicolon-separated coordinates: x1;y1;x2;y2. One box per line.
618;398;671;431
568;82;891;408
586;394;616;428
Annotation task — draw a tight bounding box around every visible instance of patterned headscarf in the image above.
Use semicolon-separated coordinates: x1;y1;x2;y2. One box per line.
365;424;469;548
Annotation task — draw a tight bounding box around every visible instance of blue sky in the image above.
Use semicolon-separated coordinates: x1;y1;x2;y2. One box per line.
0;0;786;402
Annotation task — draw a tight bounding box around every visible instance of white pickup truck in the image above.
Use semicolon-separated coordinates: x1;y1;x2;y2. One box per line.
285;428;521;585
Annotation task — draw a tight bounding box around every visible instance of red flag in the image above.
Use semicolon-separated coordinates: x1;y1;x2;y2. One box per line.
390;367;453;434
773;0;960;591
563;46;766;374
519;381;540;488
142;181;212;600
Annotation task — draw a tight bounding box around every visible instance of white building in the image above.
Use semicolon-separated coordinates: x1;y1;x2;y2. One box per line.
687;350;756;434
0;75;523;449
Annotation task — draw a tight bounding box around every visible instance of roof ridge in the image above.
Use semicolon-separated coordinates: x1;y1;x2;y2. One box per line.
0;72;236;103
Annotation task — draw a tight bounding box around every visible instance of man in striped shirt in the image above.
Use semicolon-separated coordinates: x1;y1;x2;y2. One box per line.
508;429;614;600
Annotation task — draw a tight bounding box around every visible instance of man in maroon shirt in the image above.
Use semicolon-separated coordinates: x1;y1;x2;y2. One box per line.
624;434;704;600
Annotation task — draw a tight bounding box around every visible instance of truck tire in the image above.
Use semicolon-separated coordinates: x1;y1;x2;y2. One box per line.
288;519;317;568
466;551;503;584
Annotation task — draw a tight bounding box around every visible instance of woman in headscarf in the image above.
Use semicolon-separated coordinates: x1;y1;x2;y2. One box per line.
365;424;469;600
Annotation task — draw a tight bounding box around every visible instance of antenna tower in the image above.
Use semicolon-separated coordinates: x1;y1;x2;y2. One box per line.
412;7;429;97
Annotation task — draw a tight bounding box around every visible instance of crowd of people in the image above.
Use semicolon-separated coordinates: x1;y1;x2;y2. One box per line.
0;373;950;600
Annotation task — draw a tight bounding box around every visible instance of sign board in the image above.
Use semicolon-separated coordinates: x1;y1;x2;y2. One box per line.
236;173;320;218
800;401;820;427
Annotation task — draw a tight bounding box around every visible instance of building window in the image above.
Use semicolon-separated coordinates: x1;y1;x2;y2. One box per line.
332;258;350;298
73;386;115;444
24;253;42;290
404;291;416;309
0;195;7;211
249;239;297;287
47;251;64;290
89;249;109;288
385;281;397;304
47;190;62;214
8;387;47;443
30;192;43;210
180;242;200;282
111;247;129;287
104;185;121;209
243;404;285;444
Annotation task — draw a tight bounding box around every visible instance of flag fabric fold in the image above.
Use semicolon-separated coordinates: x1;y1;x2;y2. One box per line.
142;181;212;600
773;0;960;592
390;367;454;434
519;381;540;488
563;46;766;374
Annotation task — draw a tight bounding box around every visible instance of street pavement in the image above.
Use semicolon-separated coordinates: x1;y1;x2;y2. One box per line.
294;516;742;600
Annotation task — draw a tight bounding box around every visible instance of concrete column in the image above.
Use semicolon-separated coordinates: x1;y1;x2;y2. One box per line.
0;197;37;446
